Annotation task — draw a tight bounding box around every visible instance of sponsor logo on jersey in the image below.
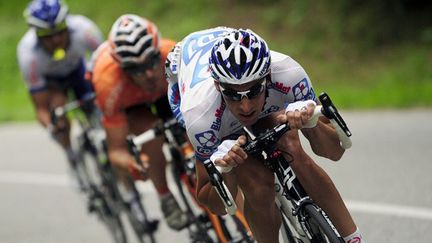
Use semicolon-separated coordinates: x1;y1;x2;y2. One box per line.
211;101;226;131
195;130;220;158
293;78;316;101
272;82;291;94
195;130;220;160
182;29;229;88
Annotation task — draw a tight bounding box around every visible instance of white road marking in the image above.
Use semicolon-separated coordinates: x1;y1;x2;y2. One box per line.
1;171;432;221
0;171;70;186
346;200;432;221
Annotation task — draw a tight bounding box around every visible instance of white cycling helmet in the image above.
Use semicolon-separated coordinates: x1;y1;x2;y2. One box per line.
109;14;161;68
24;0;68;29
209;28;271;85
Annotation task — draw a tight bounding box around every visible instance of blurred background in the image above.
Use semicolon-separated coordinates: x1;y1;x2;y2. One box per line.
1;0;432;121
1;0;432;242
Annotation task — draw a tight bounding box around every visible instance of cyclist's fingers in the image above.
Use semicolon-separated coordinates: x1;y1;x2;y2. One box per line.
139;153;150;169
227;149;245;165
287;110;301;129
300;108;310;126
276;113;288;124
231;143;247;160
214;158;233;169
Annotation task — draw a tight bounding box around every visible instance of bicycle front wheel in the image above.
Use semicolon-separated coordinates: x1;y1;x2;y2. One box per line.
303;204;342;243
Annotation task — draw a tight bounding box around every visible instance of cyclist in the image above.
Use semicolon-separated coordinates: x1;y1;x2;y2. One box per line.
90;14;188;230
17;0;103;188
166;27;364;242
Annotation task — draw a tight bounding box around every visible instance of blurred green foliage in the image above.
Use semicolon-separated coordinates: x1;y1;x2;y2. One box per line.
1;0;431;122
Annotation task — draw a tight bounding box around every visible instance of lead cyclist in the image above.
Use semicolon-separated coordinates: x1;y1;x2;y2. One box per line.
165;27;364;243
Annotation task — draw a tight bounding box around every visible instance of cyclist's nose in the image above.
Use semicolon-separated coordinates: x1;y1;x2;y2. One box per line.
238;97;254;113
50;34;64;46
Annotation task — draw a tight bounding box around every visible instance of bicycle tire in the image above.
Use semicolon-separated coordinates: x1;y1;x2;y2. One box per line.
89;188;128;243
303;204;342;243
81;142;129;243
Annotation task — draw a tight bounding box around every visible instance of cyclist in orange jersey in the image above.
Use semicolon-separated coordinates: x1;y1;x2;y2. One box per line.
90;14;188;230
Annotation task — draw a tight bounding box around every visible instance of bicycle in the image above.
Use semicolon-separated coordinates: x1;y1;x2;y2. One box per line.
204;92;352;243
127;117;255;243
52;93;128;243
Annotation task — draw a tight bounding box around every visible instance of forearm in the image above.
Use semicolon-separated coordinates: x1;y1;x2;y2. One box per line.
108;148;133;172
302;120;344;161
35;107;52;128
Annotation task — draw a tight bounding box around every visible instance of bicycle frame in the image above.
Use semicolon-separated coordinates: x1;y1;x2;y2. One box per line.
127;118;254;243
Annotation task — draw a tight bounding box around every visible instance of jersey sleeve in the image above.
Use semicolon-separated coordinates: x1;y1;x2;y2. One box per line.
165;42;184;126
16;36;46;93
76;15;104;52
270;52;317;107
186;124;220;162
290;66;317;103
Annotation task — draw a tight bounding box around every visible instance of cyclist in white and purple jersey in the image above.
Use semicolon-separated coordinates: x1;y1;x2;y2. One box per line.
166;27;364;243
16;0;103;187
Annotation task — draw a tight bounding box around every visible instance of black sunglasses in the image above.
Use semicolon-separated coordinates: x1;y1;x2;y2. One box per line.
123;52;161;76
219;79;267;101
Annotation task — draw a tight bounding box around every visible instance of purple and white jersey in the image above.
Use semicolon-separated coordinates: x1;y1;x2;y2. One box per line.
17;14;103;93
166;27;316;162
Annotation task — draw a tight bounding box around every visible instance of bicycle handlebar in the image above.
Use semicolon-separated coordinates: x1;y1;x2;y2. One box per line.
51;93;96;125
126;118;182;178
128;118;178;148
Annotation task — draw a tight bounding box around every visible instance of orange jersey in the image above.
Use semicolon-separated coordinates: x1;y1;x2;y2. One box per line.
91;39;176;127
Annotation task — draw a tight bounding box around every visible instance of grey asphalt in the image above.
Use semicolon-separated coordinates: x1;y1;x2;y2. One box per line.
1;110;432;242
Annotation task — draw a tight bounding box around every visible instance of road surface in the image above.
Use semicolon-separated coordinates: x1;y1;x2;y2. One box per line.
1;110;432;242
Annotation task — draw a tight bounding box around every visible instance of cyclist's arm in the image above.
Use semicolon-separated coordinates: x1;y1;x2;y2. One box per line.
30;91;52;129
301;116;345;161
105;125;136;172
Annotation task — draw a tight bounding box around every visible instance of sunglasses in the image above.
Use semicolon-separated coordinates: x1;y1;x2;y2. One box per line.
36;21;68;38
219;79;267;101
123;52;161;76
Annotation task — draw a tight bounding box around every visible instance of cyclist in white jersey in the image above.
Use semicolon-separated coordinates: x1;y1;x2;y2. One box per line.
16;0;103;187
166;27;364;243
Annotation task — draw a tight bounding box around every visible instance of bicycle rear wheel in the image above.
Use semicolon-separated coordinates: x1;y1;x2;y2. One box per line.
303;204;342;243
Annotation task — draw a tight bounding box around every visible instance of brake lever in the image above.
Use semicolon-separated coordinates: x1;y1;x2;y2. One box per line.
319;92;352;137
126;135;150;179
203;159;237;215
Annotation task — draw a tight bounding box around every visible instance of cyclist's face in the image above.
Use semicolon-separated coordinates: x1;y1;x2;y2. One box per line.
38;28;70;56
216;78;267;127
125;54;165;92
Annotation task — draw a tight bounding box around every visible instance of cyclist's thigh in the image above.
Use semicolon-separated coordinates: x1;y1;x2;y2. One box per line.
234;156;275;204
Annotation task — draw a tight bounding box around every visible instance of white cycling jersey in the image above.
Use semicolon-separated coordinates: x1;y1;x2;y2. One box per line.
17;14;103;93
166;27;317;162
